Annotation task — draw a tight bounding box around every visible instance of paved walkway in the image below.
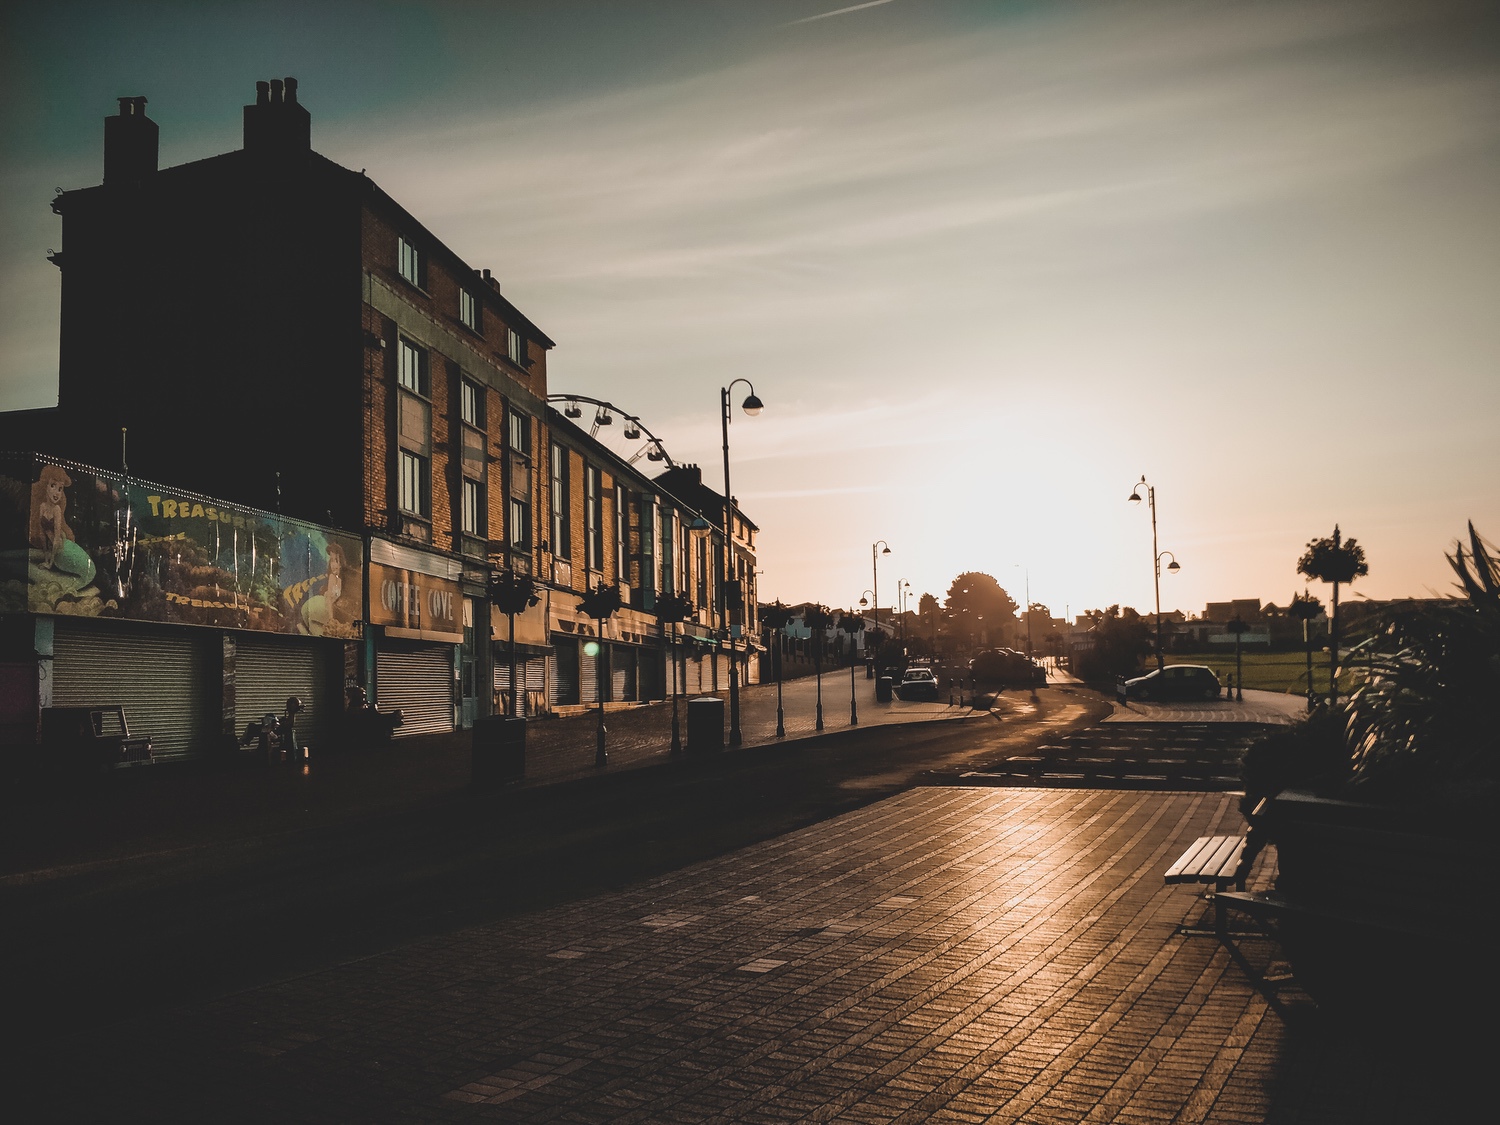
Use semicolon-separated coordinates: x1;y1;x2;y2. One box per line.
15;785;1467;1123
0;674;981;882
1104;689;1305;725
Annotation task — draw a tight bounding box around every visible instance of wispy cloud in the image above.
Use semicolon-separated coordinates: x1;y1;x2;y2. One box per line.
786;1;899;28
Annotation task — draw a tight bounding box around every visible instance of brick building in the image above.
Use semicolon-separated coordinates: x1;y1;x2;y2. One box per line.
0;80;755;758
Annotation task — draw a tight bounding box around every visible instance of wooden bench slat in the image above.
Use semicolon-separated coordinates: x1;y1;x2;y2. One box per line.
1164;836;1218;882
1201;836;1244;878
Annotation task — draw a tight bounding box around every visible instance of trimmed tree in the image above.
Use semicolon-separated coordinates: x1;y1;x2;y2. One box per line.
1297;526;1369;706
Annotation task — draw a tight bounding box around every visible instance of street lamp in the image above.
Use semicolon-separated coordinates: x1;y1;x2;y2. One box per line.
871;541;891;677
1011;565;1032;659
1128;476;1180;672
897;580;911;647
858;590;876;677
720;380;763;748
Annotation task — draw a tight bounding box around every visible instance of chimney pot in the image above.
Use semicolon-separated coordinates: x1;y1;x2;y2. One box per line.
256;80;270;106
270;78;284;105
284;77;298;103
244;77;312;158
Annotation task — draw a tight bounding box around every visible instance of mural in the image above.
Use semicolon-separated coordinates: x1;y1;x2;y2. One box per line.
0;454;361;637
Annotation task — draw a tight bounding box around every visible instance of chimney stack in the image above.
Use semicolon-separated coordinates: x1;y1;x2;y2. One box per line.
243;76;311;158
103;96;158;188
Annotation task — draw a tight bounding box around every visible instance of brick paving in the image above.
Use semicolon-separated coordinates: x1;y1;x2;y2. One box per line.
14;784;1453;1123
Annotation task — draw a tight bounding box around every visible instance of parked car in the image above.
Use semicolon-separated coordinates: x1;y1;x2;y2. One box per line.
897;666;942;701
1117;664;1222;703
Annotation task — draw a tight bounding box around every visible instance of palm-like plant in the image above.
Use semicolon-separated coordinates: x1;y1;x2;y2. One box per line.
1344;523;1500;805
1297;525;1369;705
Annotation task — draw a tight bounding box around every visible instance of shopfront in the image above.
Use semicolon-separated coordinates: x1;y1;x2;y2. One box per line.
367;539;461;738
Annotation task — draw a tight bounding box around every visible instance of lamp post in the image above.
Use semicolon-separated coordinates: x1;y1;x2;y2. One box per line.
578;583;622;768
1227;615;1248;701
897;580;911;648
804;604;832;731
1128;476;1180;672
720;380;763;749
1011;565;1032;659
871;541;890;676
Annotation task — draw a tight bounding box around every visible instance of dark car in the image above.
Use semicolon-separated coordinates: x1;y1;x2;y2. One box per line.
897;666;942;701
1117;664;1222;703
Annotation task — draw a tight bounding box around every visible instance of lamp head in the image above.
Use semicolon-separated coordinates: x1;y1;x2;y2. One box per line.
1128;488;1142;503
881;546;891;555
859;596;868;607
1167;559;1181;573
741;393;764;416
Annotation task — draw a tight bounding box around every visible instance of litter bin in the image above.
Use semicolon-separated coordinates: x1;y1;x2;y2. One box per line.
876;676;893;703
686;695;724;754
472;715;526;789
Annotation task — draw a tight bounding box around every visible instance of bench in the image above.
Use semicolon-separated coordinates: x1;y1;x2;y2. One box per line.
1164;834;1249;891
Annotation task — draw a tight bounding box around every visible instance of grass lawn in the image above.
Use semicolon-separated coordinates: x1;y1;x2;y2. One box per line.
1166;650;1361;695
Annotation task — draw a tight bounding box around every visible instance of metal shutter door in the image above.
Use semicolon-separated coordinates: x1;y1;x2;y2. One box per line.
236;637;332;751
611;645;636;702
550;639;578;706
378;645;454;737
494;658;546;717
579;642;600;704
51;623;212;761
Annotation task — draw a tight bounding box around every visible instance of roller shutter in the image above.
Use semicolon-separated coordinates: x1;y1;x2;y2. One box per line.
611;644;636;702
550;637;578;707
579;641;600;704
494;659;545;717
235;636;335;751
377;643;455;737
51;622;213;761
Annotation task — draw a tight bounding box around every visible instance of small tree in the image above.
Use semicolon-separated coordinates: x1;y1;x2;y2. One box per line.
803;604;834;731
655;590;694;754
578;583;623;767
490;570;541;718
1297;525;1369;706
760;600;794;738
840;609;866;724
1287;589;1324;710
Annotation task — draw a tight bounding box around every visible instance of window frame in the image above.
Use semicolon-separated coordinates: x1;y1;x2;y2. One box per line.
507;328;525;367
398;449;430;518
585;464;603;573
508;408;531;457
459;287;481;333
461;477;483;536
397;338;430;398
549;442;571;559
398;236;425;289
460;379;482;429
508;496;531;551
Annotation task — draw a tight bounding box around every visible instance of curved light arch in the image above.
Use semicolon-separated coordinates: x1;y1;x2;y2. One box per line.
546;393;677;468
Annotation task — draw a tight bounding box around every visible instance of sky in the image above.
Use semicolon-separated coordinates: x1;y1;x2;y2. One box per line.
3;0;1498;621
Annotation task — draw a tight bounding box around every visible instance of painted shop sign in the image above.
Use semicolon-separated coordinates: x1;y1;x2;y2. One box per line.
0;453;362;637
368;562;461;641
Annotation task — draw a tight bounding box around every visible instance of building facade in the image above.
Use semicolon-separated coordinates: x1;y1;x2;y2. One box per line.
0;80;756;757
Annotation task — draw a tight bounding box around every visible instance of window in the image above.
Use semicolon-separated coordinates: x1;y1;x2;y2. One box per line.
399;450;429;517
398;338;429;396
658;505;674;594
696;535;709;610
462;478;483;536
616;486;630;586
585;464;603;572
549;443;571;558
460;379;482;428
508;408;530;456
507;328;525;366
459;288;481;332
398;237;425;288
509;497;530;550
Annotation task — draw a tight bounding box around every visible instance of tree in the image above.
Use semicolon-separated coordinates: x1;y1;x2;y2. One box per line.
1073;605;1151;684
1297;525;1369;706
655;591;694;754
578;583;623;767
1287;589;1324;709
803;604;834;731
489;570;540;718
943;572;1018;652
